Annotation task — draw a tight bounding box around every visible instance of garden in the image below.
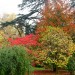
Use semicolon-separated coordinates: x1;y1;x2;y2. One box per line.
0;0;75;75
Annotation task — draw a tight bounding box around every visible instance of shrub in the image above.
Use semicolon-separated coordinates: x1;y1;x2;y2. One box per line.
67;51;75;75
0;46;32;75
8;34;39;48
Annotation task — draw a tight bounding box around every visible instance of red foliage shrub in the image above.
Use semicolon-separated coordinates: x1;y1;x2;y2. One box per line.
8;34;39;47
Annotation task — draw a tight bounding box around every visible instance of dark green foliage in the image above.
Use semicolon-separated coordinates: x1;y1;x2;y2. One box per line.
67;52;75;71
0;46;32;75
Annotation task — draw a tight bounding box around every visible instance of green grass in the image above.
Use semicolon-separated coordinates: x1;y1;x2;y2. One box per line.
33;67;45;71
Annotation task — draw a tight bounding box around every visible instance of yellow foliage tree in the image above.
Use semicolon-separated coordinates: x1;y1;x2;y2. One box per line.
36;26;75;71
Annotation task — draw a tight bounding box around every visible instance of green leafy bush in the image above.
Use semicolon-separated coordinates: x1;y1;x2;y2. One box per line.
0;46;32;75
67;52;75;75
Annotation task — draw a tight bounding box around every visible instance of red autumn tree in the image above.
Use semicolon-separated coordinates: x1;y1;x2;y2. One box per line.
63;11;75;43
37;0;72;27
36;0;75;42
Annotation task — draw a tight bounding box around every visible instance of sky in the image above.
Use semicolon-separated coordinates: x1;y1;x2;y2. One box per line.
0;0;71;16
0;0;22;15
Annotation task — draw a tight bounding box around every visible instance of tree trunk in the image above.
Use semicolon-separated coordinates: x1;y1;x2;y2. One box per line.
52;63;57;72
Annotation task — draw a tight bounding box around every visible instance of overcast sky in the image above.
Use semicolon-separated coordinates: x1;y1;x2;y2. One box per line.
0;0;22;15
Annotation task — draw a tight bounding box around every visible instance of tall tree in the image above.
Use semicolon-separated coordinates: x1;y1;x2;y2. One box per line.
19;0;49;10
0;0;74;35
0;0;49;35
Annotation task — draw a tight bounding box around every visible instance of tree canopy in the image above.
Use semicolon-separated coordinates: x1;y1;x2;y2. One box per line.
0;0;75;35
70;0;75;8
